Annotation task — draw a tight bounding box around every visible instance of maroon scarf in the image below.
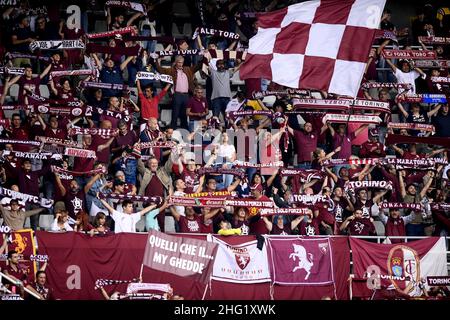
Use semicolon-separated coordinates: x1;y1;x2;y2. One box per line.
197;167;245;179
3;150;54;160
344;180;393;191
168;196;225;208
385;133;450;148
252;89;310;99
0;66;25;75
418;36;450;44
36;136;81;150
382;49;436;60
64;147;96;159
86;26;135;39
193;27;240;40
374;30;398;42
157;49;203;56
233;160;284;168
82;82;129;91
259;208;310;216
415;60;450;69
5;52;51;62
379;202;423;211
68;128;119;137
0;138;41;146
227;110;273;119
99;192;162;205
431;76;450;83
362;82;412;90
387;122;435;132
52;165;106;177
280;168;325;182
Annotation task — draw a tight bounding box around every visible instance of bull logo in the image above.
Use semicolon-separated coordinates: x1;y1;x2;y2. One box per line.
12;233;28;254
235;252;250;270
289;244;314;279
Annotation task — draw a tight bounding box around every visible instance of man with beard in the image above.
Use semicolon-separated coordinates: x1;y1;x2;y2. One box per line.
55;177;88;220
331;187;354;234
340;209;377;236
351;188;388;219
377;207;419;243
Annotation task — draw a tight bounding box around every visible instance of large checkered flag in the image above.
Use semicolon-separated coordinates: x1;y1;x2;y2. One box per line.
240;0;386;97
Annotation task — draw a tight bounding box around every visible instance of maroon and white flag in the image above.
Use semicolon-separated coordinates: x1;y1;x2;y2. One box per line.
266;237;334;285
240;0;386;97
142;229;218;284
211;237;270;284
350;237;447;297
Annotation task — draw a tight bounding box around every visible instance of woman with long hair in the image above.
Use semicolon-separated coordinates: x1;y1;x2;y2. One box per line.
74;210;94;232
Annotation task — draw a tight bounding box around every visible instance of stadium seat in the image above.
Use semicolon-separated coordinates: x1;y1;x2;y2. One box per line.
94;20;107;32
39;84;50;99
8;84;19;100
373;221;385;236
172;1;191;18
39;214;54;231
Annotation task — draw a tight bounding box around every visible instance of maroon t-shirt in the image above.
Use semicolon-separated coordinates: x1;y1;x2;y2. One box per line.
354;199;374;219
299;218;320;235
44;127;67;140
73;145;96;172
385;217;406;242
10;126;31;151
178;215;204;233
5;264;30;286
18;76;41;104
187;97;208;120
293;130;318;163
181;170;200;194
91;135;111;164
145;174;164;197
63;190;86;219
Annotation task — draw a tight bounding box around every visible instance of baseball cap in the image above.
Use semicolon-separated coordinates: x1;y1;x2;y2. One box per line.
54;201;66;213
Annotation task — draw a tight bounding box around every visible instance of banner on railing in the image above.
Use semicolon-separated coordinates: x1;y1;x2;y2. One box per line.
350;237;447;297
210;237;270;284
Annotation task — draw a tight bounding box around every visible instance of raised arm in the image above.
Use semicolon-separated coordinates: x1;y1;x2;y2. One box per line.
169;205;181;222
397;102;409;119
54;173;67;196
385;58;397;72
120;55;135;71
262;216;273;232
139;203;158;216
98;196;115;214
427;104;442;118
399;171;406;199
354;124;369;137
419;171;434;198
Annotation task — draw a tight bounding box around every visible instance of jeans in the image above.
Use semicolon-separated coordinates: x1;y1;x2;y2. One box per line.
141;28;156;53
171;93;189;129
212;97;230;119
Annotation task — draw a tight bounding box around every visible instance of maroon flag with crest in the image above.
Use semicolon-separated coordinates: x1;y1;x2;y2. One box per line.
266;237;334;285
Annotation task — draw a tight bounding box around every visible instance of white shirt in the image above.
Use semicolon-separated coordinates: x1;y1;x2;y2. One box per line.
217;144;236;163
111;210;141;233
394;68;423;94
173;191;186;217
50;218;74;232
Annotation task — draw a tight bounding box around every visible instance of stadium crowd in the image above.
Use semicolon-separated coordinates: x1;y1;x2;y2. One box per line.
0;0;449;300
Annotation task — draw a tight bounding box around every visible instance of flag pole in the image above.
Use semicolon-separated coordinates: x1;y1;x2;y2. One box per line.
139;264;144;281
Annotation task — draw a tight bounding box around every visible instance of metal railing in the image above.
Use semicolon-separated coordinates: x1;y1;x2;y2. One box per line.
0;271;42;300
